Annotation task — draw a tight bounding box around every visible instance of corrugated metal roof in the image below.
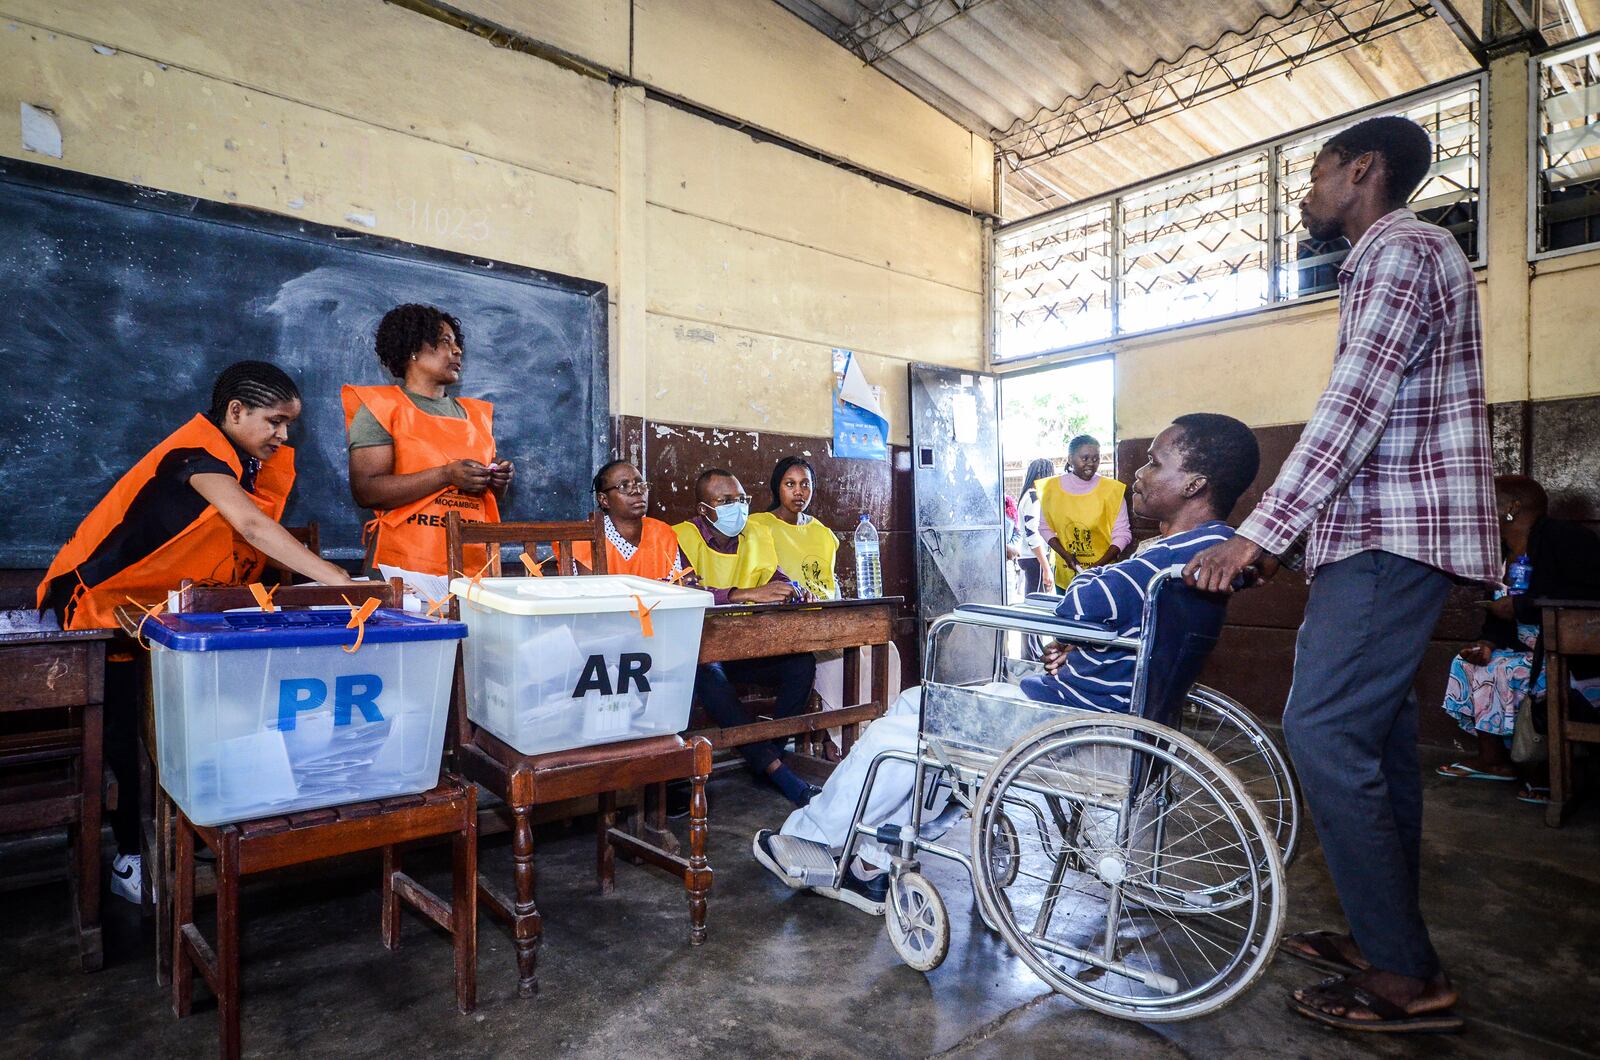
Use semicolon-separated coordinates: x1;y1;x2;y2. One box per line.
775;0;1493;217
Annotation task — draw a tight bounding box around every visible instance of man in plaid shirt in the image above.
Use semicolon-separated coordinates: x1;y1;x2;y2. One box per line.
1187;116;1497;1033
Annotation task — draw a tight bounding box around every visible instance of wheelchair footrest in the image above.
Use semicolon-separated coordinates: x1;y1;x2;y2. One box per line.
766;834;838;887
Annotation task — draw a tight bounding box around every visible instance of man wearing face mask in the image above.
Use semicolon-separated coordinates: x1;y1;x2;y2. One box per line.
675;468;820;806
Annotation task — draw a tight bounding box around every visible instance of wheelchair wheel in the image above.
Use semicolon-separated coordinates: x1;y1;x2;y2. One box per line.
885;871;949;973
988;810;1021;888
971;715;1284;1022
1182;685;1300;868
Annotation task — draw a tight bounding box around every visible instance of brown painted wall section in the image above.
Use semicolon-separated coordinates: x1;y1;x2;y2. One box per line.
1116;394;1600;747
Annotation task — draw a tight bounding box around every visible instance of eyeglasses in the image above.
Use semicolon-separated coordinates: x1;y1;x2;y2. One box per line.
708;494;752;506
602;480;651;496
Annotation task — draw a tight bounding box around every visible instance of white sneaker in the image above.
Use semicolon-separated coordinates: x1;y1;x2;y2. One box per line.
111;853;142;904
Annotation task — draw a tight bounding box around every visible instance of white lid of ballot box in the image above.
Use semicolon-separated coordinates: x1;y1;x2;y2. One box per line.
447;574;712;616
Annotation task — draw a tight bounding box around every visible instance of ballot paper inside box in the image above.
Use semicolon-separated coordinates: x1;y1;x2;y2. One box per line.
144;609;465;827
449;574;713;757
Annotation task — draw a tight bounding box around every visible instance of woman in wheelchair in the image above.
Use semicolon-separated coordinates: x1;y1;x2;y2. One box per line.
754;413;1261;913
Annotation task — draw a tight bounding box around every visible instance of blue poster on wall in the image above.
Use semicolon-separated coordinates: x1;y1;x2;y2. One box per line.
832;348;888;460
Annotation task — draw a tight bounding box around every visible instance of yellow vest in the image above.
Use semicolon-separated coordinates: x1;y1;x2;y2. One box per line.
748;511;838;600
673;519;779;590
1037;474;1127;587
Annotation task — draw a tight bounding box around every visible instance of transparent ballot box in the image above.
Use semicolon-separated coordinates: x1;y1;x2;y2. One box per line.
144;609;465;827
447;574;713;756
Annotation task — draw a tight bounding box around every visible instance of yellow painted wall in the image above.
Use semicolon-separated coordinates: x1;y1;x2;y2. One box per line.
0;0;988;450
1530;249;1600;401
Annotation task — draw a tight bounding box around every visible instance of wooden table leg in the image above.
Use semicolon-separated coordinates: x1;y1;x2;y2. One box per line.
216;830;242;1060
597;791;616;895
173;814;195;1019
1546;650;1570;828
510;802;541;999
454;786;477;1015
75;699;105;972
381;844;403;951
155;790;174;987
687;767;710;947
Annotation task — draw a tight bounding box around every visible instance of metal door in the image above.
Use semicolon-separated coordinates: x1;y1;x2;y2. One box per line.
908;363;1005;684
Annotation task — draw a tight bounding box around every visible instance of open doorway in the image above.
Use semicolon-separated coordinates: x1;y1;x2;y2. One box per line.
998;357;1115;604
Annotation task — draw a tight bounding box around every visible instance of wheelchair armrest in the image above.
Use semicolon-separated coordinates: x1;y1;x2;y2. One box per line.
947;603;1140;651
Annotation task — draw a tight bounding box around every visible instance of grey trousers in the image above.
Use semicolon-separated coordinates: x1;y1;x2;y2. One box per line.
1281;549;1451;980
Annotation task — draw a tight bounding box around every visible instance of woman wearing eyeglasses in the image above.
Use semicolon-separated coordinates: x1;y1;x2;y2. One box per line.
590;459;691;579
344;304;511;591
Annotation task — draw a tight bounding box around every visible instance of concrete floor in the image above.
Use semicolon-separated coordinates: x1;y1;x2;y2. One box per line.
5;744;1598;1059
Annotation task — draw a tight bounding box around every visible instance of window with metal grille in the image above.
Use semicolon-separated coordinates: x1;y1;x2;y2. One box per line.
1118;153;1271;335
992;77;1484;364
1535;38;1600;256
993;201;1113;360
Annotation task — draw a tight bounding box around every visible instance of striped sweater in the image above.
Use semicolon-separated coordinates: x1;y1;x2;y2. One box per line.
1023;521;1234;714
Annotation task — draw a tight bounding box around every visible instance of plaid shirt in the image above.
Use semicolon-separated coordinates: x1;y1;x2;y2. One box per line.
1237;209;1498;585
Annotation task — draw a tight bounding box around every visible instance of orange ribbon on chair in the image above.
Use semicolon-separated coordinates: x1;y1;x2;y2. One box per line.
340;595;381;654
126;595;167;651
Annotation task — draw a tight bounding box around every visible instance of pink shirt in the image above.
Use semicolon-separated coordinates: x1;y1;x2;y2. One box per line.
1038;472;1133;550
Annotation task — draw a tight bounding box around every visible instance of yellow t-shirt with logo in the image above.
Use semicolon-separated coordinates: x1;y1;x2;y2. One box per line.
748;511;838;600
1037;474;1127;588
672;519;779;590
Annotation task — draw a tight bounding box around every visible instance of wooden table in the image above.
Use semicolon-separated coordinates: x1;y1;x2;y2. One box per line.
693;595;902;781
1539;598;1600;827
0;627;115;970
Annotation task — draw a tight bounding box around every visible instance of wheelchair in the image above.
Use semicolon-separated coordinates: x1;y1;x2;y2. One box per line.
770;567;1291;1022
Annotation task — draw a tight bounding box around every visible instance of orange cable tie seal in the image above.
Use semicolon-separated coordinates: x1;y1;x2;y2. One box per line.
340;595;381;654
247;583;277;613
630;594;657;638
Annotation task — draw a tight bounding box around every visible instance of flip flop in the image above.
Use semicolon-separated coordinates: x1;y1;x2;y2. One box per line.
1435;762;1516;781
1282;930;1368;975
1517;785;1551;806
1289;977;1464;1034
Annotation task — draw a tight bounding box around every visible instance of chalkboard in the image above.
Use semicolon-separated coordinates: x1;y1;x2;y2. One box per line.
0;158;608;566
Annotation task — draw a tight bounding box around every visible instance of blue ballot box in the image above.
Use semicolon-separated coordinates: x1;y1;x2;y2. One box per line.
143;609;465;826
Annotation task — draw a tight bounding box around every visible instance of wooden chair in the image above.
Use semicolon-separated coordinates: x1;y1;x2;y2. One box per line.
1541;600;1600;827
0;627;115;971
445;511;713;999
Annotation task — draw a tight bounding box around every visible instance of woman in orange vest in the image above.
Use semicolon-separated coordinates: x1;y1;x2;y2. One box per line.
38;360;354;631
344;304;512;589
37;360;353;903
589;459;692;579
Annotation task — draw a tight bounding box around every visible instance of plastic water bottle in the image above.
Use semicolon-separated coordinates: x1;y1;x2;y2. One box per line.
1507;554;1532;596
853;512;882;599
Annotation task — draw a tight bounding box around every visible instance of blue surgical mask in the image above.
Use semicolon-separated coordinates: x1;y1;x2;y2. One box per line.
708;500;749;537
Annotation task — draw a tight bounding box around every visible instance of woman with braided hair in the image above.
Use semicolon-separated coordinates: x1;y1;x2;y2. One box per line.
39;359;354;631
344;303;511;589
37;360;353;904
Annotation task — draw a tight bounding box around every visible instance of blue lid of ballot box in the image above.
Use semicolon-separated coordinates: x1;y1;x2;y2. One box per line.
141;608;466;652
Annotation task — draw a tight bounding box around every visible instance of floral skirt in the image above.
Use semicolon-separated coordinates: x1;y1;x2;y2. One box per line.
1442;650;1542;738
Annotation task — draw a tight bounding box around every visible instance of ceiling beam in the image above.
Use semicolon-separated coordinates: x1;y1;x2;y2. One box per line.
1427;0;1488;61
837;0;998;65
998;0;1440;168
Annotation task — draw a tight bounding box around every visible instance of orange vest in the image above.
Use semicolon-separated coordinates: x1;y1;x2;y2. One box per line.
575;517;680;580
38;414;294;630
342;385;499;576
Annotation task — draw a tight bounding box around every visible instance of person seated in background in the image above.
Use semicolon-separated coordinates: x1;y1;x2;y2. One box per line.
753;413;1261;913
675;468;819;807
1434;474;1600;801
585;459;692;580
1038;434;1132;590
748;456;838;600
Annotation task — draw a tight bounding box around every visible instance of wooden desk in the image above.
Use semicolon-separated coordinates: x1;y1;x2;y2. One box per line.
1539;598;1600;827
693;596;902;780
0;627;115;971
